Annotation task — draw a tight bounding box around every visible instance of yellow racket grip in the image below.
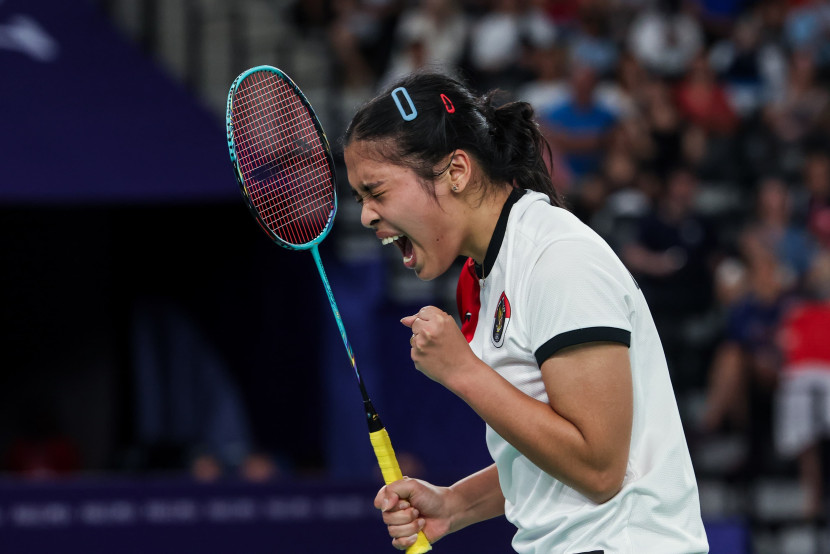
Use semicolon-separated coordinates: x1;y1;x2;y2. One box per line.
369;428;432;553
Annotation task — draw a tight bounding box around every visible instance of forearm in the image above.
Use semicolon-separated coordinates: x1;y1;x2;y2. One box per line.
448;359;626;503
447;464;504;533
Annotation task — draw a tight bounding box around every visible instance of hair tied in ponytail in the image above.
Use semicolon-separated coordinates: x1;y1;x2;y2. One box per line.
392;87;418;121
440;94;455;114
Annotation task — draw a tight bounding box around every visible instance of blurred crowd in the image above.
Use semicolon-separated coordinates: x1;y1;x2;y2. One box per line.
290;0;830;519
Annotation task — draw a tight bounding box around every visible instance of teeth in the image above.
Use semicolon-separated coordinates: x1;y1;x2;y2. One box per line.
381;234;403;245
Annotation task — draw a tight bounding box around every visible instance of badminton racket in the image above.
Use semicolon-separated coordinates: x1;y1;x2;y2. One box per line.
226;65;431;553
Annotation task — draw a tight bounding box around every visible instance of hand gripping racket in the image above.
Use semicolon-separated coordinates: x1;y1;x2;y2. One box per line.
226;66;431;554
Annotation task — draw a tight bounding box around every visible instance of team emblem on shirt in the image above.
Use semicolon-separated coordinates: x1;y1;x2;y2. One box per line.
491;292;511;348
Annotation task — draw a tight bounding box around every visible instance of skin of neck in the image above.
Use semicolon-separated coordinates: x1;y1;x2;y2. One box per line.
454;177;513;265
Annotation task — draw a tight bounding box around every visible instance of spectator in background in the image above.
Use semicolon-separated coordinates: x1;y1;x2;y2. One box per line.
673;52;745;183
328;0;403;90
674;53;739;136
784;0;830;75
763;50;829;178
379;0;469;88
774;250;830;518
627;0;704;80
708;13;788;118
740;176;818;288
623;169;713;287
622;167;719;389
522;0;560;48
540;63;618;184
466;0;557;90
568;2;619;78
520;47;634;193
701;253;791;478
516;44;570;114
586;147;653;253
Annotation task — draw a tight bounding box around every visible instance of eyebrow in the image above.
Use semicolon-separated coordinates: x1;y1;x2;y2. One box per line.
356;180;382;192
350;180;383;198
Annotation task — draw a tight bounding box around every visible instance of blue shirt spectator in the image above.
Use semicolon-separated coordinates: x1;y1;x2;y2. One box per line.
541;64;617;180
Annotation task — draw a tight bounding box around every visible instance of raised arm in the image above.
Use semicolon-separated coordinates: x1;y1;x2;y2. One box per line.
405;308;633;504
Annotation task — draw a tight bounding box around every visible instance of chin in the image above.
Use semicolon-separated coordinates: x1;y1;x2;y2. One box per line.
413;263;447;282
413;266;437;281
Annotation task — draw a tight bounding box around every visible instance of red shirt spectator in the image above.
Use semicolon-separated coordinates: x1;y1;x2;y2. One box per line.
778;301;830;371
674;54;739;135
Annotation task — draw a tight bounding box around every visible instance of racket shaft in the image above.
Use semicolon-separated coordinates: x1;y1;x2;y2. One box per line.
310;246;358;377
310;247;431;552
370;429;432;554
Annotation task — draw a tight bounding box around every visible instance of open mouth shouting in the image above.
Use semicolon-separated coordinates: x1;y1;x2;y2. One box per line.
381;233;416;269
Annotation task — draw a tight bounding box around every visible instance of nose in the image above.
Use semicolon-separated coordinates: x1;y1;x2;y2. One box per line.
360;202;380;229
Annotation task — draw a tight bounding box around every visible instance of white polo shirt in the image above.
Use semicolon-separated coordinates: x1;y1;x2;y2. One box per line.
465;189;708;554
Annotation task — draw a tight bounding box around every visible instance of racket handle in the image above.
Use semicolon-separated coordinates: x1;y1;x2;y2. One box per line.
369;428;432;554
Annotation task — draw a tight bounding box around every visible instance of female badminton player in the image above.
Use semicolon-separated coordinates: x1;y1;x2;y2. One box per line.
343;72;709;554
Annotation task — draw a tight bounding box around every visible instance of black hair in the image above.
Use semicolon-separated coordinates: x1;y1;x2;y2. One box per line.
343;71;563;207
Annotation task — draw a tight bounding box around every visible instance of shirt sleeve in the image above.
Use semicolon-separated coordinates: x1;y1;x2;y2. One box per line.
525;238;635;366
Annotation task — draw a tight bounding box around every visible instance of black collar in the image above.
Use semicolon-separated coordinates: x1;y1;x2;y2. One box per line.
475;188;526;279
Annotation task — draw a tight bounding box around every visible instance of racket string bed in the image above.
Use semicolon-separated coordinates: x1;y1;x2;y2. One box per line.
232;74;333;244
235;125;329;239
244;76;333;211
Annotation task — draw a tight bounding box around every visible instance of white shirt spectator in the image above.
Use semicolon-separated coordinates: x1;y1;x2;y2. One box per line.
628;8;704;78
380;1;470;87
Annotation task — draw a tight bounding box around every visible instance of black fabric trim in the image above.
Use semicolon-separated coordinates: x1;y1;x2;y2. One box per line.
479;188;525;279
573;551;604;554
534;327;631;365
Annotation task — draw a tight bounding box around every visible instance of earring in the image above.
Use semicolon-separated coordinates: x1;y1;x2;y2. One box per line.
452;185;458;192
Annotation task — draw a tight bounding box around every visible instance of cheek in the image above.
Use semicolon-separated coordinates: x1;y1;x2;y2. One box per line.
423;223;458;264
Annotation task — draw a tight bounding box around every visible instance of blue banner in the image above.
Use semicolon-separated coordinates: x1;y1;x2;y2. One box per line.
0;477;516;553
